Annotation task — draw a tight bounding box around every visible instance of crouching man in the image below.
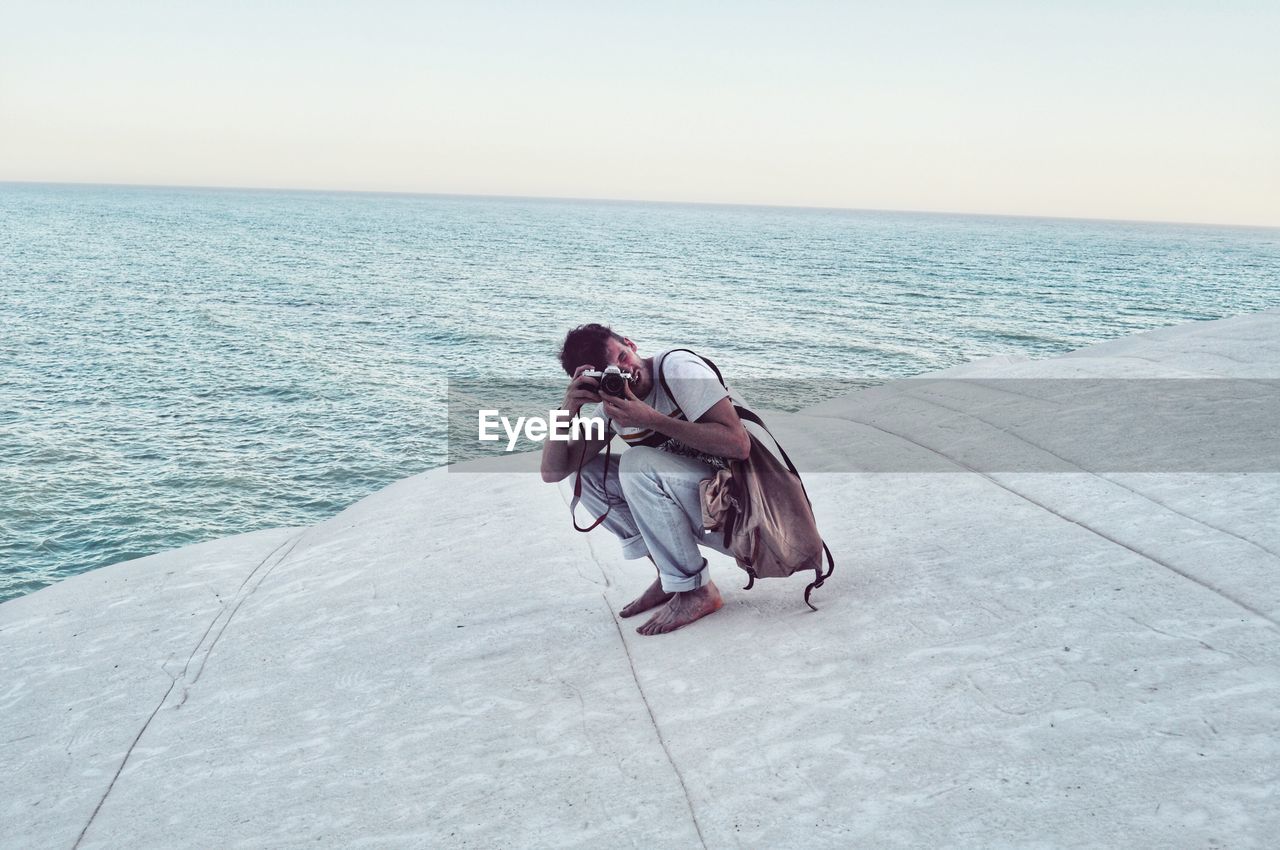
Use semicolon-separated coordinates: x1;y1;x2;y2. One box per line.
540;323;752;635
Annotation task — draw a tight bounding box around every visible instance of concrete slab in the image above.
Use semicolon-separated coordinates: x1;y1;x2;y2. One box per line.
4;312;1278;848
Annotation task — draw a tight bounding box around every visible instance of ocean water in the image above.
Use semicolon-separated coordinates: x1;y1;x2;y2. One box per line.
2;182;1278;602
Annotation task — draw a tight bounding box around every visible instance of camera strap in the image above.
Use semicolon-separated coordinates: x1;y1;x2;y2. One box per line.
569;420;617;532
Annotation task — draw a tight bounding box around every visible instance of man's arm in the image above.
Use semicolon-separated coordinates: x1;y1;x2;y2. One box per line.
654;396;751;460
602;390;750;461
541;366;612;483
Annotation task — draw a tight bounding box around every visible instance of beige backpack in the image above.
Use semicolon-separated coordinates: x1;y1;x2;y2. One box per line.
660;351;835;610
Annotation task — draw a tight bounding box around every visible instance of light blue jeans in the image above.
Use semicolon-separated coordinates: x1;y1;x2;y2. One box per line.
572;446;733;593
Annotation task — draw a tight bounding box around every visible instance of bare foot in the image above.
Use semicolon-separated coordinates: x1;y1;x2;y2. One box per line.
620;577;673;618
637;582;723;635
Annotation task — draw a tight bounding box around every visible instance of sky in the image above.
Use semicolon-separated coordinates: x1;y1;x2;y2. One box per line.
1;0;1277;226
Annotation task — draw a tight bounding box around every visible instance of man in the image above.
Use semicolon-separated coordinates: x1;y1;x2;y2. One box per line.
541;324;752;635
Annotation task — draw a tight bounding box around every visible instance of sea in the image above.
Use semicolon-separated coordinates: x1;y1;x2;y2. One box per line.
2;182;1278;602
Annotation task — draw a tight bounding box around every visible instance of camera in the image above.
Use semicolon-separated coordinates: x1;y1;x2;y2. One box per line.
582;365;635;398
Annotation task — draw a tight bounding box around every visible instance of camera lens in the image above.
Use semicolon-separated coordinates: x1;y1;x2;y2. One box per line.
600;373;625;396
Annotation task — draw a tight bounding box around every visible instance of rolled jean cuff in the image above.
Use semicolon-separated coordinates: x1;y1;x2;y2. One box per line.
660;558;708;593
620;533;649;560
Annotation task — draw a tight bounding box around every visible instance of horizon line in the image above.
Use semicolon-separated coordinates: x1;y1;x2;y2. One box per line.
3;178;1278;232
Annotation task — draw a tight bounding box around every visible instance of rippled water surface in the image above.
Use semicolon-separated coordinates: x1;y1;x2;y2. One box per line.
2;183;1278;601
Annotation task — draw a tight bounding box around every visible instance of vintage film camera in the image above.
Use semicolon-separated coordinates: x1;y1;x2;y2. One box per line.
581;365;635;398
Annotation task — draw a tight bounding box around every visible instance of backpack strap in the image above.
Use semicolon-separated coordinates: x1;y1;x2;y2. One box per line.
656;348;722;422
805;542;836;612
659;349;835;610
658;348;802;477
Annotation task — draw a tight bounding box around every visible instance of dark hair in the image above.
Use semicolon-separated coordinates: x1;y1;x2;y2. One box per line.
559;323;626;376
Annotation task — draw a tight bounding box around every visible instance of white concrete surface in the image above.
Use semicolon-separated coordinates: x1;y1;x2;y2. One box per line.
3;311;1279;848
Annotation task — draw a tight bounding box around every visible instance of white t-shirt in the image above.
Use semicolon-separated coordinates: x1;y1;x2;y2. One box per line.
590;349;748;469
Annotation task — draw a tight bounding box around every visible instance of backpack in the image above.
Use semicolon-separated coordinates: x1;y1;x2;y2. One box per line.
657;350;835;610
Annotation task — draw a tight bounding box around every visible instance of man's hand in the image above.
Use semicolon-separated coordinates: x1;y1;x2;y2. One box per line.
600;381;658;430
563;364;603;417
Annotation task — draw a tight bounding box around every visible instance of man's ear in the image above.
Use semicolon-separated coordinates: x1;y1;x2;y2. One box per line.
623;337;637;352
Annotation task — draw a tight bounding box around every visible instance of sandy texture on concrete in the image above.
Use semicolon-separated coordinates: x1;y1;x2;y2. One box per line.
3;311;1278;848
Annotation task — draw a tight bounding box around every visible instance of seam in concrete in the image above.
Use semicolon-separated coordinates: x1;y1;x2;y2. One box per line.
905;387;1280;562
71;531;305;850
71;676;178;850
1125;614;1253;664
603;594;709;850
556;481;705;847
814;410;1280;631
189;533;304;685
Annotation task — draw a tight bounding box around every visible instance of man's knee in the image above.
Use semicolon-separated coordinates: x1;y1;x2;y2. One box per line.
618;447;711;504
617;446;662;477
617;449;666;503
